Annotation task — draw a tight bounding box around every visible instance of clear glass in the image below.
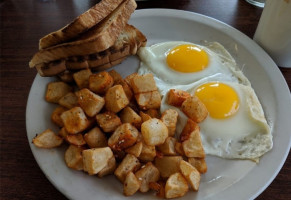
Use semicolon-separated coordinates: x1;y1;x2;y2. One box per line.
245;0;265;8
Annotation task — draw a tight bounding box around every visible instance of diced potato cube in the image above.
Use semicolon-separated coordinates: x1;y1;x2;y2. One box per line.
98;156;116;177
188;157;207;174
118;80;133;101
135;90;161;110
96;111;122;133
82;147;113;175
161;109;178;136
89;71;114;94
140;111;152;122
108;69;123;84
120;107;142;129
58;70;74;83
125;142;143;157
144;109;160;118
75;88;105;117
167;89;190;107
174;141;185;156
149;181;165;198
157;137;177;156
32;129;63;148
179;160;200;191
58;127;69;139
51;106;67;127
165;172;188;199
105;85;129;113
84;127;107;148
108;123;139;151
45;81;72;103
124;73;138;86
141;118;168;146
58;92;79;109
154;156;183;178
65;133;86;146
73;68;92;89
135;162;160;193
123;172;141;196
138;142;156;162
60;107;90;134
181;119;205;158
181;95;208;123
64;145;84;170
114;154;141;183
130;73;157;93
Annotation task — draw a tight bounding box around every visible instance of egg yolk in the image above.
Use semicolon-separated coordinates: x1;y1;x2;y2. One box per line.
195;82;240;119
166;44;209;73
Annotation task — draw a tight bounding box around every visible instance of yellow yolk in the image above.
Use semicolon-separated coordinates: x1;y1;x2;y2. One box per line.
195;82;240;119
166;44;209;73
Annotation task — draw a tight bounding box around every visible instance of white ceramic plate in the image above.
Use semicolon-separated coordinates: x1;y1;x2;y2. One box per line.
26;9;291;200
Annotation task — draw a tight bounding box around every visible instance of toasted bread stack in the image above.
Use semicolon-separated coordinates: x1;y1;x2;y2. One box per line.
29;0;147;77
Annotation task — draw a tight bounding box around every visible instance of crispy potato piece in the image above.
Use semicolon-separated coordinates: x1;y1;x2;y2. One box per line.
118;80;133;101
157;137;177;156
130;73;157;93
89;71;114;94
98;156;116;178
140;111;151;122
135;162;160;193
84;127;107;148
108;69;123;84
124;72;138;86
144;109;160;118
58;127;69;139
75;88;105;117
45;81;72;103
138;142;156;162
141;118;168;146
161;109;178;136
123;171;141;196
82;147;113;175
108;123;139;151
125;142;143;157
60;107;90;134
167;89;191;107
179;160;200;191
65;133;86;146
154;156;183;178
58;70;74;83
188;157;207;174
64;145;84;170
120;106;142;129
105;85;129;113
58;92;79;109
135;90;161;110
73;68;92;89
96;111;121;133
149;181;165;198
165;172;188;199
181;119;205;158
174;141;185;156
32;129;63;148
181;95;208;123
114;154;141;183
51;106;67;127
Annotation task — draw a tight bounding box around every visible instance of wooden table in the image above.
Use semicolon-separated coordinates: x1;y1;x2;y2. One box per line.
1;0;290;199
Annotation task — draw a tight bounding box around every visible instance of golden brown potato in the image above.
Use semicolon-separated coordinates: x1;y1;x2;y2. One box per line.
174;141;185;156
32;129;63;148
135;162;160;193
179;160;200;191
120;106;142;129
188;157;207;174
118;80;133;101
58;127;69;139
165;172;188;199
167;89;190;107
144;109;160;119
108;123;139;151
181;95;208;123
108;69;123;84
138;142;156;162
84;127;107;148
96;111;121;133
135;90;161;110
161;109;178;136
130;73;157;93
60;107;90;134
149;181;165;198
123;171;141;196
180;119;199;142
125;142;143;157
58;70;74;83
73;68;92;89
124;72;138;86
114;154;141;183
58;92;78;109
82;147;113;175
75;88;105;117
65;133;86;146
97;156;116;178
139;111;152;122
89;71;114;94
64;145;84;170
141;118;168;146
105;85;129;113
51;106;67;127
157;137;177;156
45;81;73;103
154;156;183;178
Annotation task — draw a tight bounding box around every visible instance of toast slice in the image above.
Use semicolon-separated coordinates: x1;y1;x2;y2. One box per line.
39;0;124;50
29;0;136;68
36;24;147;76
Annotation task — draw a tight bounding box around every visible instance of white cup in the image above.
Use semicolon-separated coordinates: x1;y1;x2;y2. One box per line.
253;0;291;68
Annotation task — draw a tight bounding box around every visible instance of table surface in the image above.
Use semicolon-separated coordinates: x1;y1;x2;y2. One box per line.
0;0;290;199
